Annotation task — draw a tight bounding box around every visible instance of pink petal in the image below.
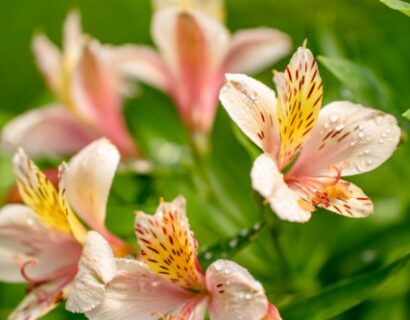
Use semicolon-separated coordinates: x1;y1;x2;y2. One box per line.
86;259;193;320
223;28;291;74
0;204;82;282
114;45;174;92
8;278;71;320
63;139;120;238
205;259;269;320
152;7;230;132
1;106;97;157
289;101;401;178
66;231;116;313
262;304;283;320
220;73;280;156
72;42;137;157
251;154;312;222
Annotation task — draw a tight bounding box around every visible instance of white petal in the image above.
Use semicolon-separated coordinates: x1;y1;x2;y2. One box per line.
64;139;120;232
63;11;84;66
224;28;291;74
86;259;193;320
206;259;268;320
290;101;401;177
1;106;97;157
32;34;64;98
0;204;82;282
219;73;280;155
66;231;116;313
251;154;311;222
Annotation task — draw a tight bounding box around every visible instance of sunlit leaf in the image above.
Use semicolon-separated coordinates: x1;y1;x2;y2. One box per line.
280;252;410;320
380;0;410;17
318;56;394;112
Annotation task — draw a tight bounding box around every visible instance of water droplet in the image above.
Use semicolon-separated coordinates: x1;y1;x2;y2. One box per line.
250;92;258;100
224;267;231;275
330;113;339;122
335;124;344;131
240;229;248;237
375;116;383;125
378;139;385;145
323;122;330;129
366;160;373;166
229;238;238;248
358;132;364;138
253;223;261;231
26;218;35;226
214;260;225;271
204;252;212;260
350;141;357;146
96;147;104;156
381;132;387;138
363;149;370;156
151;281;160;288
358;124;365;131
244;293;252;300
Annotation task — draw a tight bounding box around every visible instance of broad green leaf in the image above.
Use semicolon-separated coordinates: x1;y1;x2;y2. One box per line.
280;252;410;320
198;221;265;269
380;0;410;17
318;56;394;112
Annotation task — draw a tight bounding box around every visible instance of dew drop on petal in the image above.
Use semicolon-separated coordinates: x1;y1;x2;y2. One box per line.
335;124;344;131
330;113;339;122
214;260;225;271
378;139;385;145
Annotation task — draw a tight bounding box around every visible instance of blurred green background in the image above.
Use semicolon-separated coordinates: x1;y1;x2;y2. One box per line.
1;0;410;319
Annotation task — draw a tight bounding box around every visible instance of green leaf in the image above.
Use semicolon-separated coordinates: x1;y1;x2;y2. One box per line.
380;0;410;17
198;221;265;269
318;56;394;111
231;124;260;160
280;252;410;320
403;108;410;121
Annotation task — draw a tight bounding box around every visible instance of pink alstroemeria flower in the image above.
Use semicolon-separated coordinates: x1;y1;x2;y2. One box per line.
120;0;291;149
1;12;138;158
219;46;401;222
67;197;281;319
0;139;130;319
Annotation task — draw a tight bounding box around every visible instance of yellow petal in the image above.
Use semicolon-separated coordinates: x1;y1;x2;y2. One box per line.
274;46;323;169
135;196;205;291
12;149;86;242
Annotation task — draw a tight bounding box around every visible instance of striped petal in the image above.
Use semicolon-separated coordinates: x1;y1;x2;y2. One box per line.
289;101;401;177
135;196;205;291
274;46;323;169
251;154;312;222
220;73;280;156
205;259;269;320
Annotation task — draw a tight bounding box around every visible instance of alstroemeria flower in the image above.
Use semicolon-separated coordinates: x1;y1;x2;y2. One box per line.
1;12;138;158
219;46;401;222
0;139;129;319
120;0;291;148
67;197;281;319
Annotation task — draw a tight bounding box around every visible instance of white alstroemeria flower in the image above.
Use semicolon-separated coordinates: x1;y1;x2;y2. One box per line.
219;46;401;222
119;0;291;148
1;12;138;158
0;139;130;319
67;197;282;320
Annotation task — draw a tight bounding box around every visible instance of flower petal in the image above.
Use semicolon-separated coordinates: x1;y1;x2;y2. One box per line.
152;7;230;130
152;0;225;21
114;45;174;92
135;196;205;291
220;73;280;156
66;231;116;313
262;304;283;320
315;180;374;218
71;42;137;157
12;149;72;235
205;259;269;320
63;11;84;67
289;101;401;177
86;259;193;320
1;106;97;157
251;154;312;222
8;278;70;320
224;28;291;74
32;35;64;98
0;204;81;282
274;46;323;169
64;138;120;234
